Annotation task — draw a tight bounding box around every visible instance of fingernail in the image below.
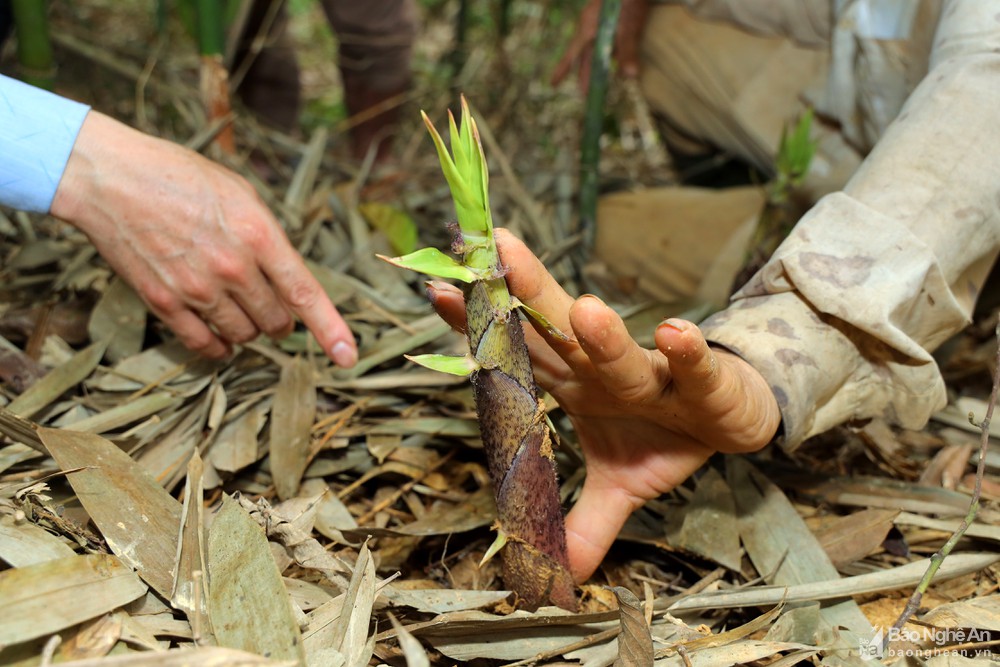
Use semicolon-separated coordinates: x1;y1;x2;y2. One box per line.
331;340;358;368
579;293;606;306
425;280;461;294
659;318;688;332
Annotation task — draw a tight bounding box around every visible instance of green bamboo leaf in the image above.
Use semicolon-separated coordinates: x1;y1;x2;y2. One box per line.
514;300;573;342
359;202;418;255
404;353;479;376
8;339;109;419
377;248;480;283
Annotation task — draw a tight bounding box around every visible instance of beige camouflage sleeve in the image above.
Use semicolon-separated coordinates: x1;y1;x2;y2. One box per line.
700;0;1000;449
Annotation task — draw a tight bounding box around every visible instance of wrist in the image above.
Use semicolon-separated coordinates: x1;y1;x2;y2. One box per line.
50;111;140;234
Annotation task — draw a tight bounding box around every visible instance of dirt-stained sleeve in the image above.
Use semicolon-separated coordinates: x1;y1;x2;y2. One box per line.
700;0;1000;449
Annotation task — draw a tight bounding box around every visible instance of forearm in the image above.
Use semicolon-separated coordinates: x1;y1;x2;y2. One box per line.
0;74;90;213
702;0;1000;448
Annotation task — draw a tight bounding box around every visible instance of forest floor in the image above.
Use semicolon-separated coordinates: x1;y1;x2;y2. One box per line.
1;2;999;666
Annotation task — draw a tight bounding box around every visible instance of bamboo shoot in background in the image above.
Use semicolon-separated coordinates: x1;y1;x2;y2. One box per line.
380;99;577;611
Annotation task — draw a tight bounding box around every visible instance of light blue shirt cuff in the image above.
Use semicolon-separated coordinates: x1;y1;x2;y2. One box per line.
0;74;91;213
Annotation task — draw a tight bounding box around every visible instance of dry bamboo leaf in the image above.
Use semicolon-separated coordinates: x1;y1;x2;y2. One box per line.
285;576;336;611
779;470;973;516
423;616;615;661
331;542;378;667
234;495;350;587
921;594;1000;631
7;339;108;419
272;492;324;536
0;553;147;646
394;485;496;536
727;457;871;636
920;656;997;667
39;427;182;599
815;508;898;568
668;552;1000;612
208;494;306;664
88;276;147;364
363;417;481;438
320;368;468;391
137;391;211;489
270;356;316;500
64;392;177;434
653;640;812;667
664;467;741;570
381;588;511;614
303;593;346;651
308;261;358;305
933;397;1000;438
313;483;359;544
0;442;42;475
763;604;822;645
209;398;268;473
665;603;784;654
0;513;76;566
171;451;212;641
341;316;452;379
285;127;327;214
611;587;654;667
87;341;202;393
388;612;431;667
920;443;975;489
895;512;1000;542
410;607;620;661
33;647;297;666
118;610;163;651
61;612;123;661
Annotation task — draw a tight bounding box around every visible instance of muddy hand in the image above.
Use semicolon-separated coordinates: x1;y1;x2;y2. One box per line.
51;111;357;367
428;228;780;581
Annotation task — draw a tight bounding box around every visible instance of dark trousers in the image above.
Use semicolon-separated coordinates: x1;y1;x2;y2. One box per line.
0;0;12;57
235;0;416;132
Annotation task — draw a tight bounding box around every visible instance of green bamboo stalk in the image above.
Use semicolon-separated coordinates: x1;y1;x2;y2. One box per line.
194;0;235;153
195;0;226;56
380;99;577;611
451;0;469;79
11;0;55;90
577;0;620;256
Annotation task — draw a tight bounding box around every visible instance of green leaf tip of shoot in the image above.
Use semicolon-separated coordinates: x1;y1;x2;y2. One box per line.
776;107;816;184
421;99;494;240
376;249;480;283
405;353;480;377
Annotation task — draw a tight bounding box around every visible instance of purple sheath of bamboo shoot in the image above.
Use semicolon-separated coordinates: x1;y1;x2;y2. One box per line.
466;280;577;611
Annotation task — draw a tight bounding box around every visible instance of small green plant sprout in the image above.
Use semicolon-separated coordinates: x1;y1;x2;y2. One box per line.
770;107;816;205
378;97;577;611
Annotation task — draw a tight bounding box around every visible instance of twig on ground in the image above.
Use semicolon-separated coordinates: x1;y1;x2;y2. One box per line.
886;320;1000;643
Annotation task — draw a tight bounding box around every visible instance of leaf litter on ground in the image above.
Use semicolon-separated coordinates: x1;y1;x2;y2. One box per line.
2;3;1000;665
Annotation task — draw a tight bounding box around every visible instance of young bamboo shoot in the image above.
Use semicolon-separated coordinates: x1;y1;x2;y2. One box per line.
380;99;577;611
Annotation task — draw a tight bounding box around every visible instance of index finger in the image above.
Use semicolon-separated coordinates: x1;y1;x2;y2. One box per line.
263;241;357;368
495;228;577;337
